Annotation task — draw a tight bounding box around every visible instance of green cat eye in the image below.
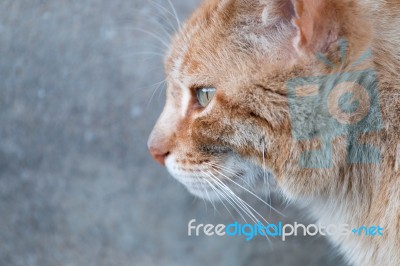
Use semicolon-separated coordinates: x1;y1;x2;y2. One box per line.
196;87;216;107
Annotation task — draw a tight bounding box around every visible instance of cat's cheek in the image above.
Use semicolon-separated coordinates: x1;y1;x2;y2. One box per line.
164;153;197;185
163;154;215;200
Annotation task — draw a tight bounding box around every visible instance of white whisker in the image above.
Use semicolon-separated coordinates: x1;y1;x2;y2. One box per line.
124;51;165;58
197;175;218;214
208;172;260;225
130;27;170;49
201;171;235;220
193;175;209;211
147;0;180;32
210;164;285;217
166;0;182;30
262;141;273;217
205;162;254;189
204;172;249;223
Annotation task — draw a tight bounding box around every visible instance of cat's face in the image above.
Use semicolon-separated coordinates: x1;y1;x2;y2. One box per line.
148;0;366;199
148;0;295;199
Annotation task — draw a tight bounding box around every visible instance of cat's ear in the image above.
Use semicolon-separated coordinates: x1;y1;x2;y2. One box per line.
289;0;340;55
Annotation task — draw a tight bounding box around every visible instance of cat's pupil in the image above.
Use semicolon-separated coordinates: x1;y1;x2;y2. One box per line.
196;87;216;107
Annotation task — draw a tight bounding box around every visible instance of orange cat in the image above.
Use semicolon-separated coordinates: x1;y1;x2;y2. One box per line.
148;0;400;265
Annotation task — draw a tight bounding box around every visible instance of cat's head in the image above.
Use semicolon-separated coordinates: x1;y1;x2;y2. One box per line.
148;0;370;200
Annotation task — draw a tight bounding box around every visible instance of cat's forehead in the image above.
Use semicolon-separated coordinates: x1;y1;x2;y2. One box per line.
164;0;294;86
165;0;230;83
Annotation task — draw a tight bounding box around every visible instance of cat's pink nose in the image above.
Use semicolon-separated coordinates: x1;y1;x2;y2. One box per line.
147;134;170;166
149;146;169;166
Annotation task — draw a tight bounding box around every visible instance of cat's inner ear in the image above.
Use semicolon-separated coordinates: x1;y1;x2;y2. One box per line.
290;0;340;54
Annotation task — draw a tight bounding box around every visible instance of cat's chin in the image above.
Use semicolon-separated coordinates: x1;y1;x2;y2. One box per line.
184;185;222;201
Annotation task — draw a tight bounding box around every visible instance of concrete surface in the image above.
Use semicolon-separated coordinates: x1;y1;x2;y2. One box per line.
0;0;347;265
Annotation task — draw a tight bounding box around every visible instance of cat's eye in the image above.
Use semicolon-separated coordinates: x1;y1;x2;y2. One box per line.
196;87;216;107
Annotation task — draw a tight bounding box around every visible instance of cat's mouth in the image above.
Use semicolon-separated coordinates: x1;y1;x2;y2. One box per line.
164;152;264;201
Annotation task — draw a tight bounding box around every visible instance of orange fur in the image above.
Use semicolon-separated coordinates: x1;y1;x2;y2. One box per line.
148;1;400;264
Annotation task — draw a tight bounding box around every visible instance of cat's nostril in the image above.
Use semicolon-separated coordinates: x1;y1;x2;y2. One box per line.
149;146;169;166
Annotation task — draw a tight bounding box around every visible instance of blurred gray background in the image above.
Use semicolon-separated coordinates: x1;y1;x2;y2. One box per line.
0;0;347;265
